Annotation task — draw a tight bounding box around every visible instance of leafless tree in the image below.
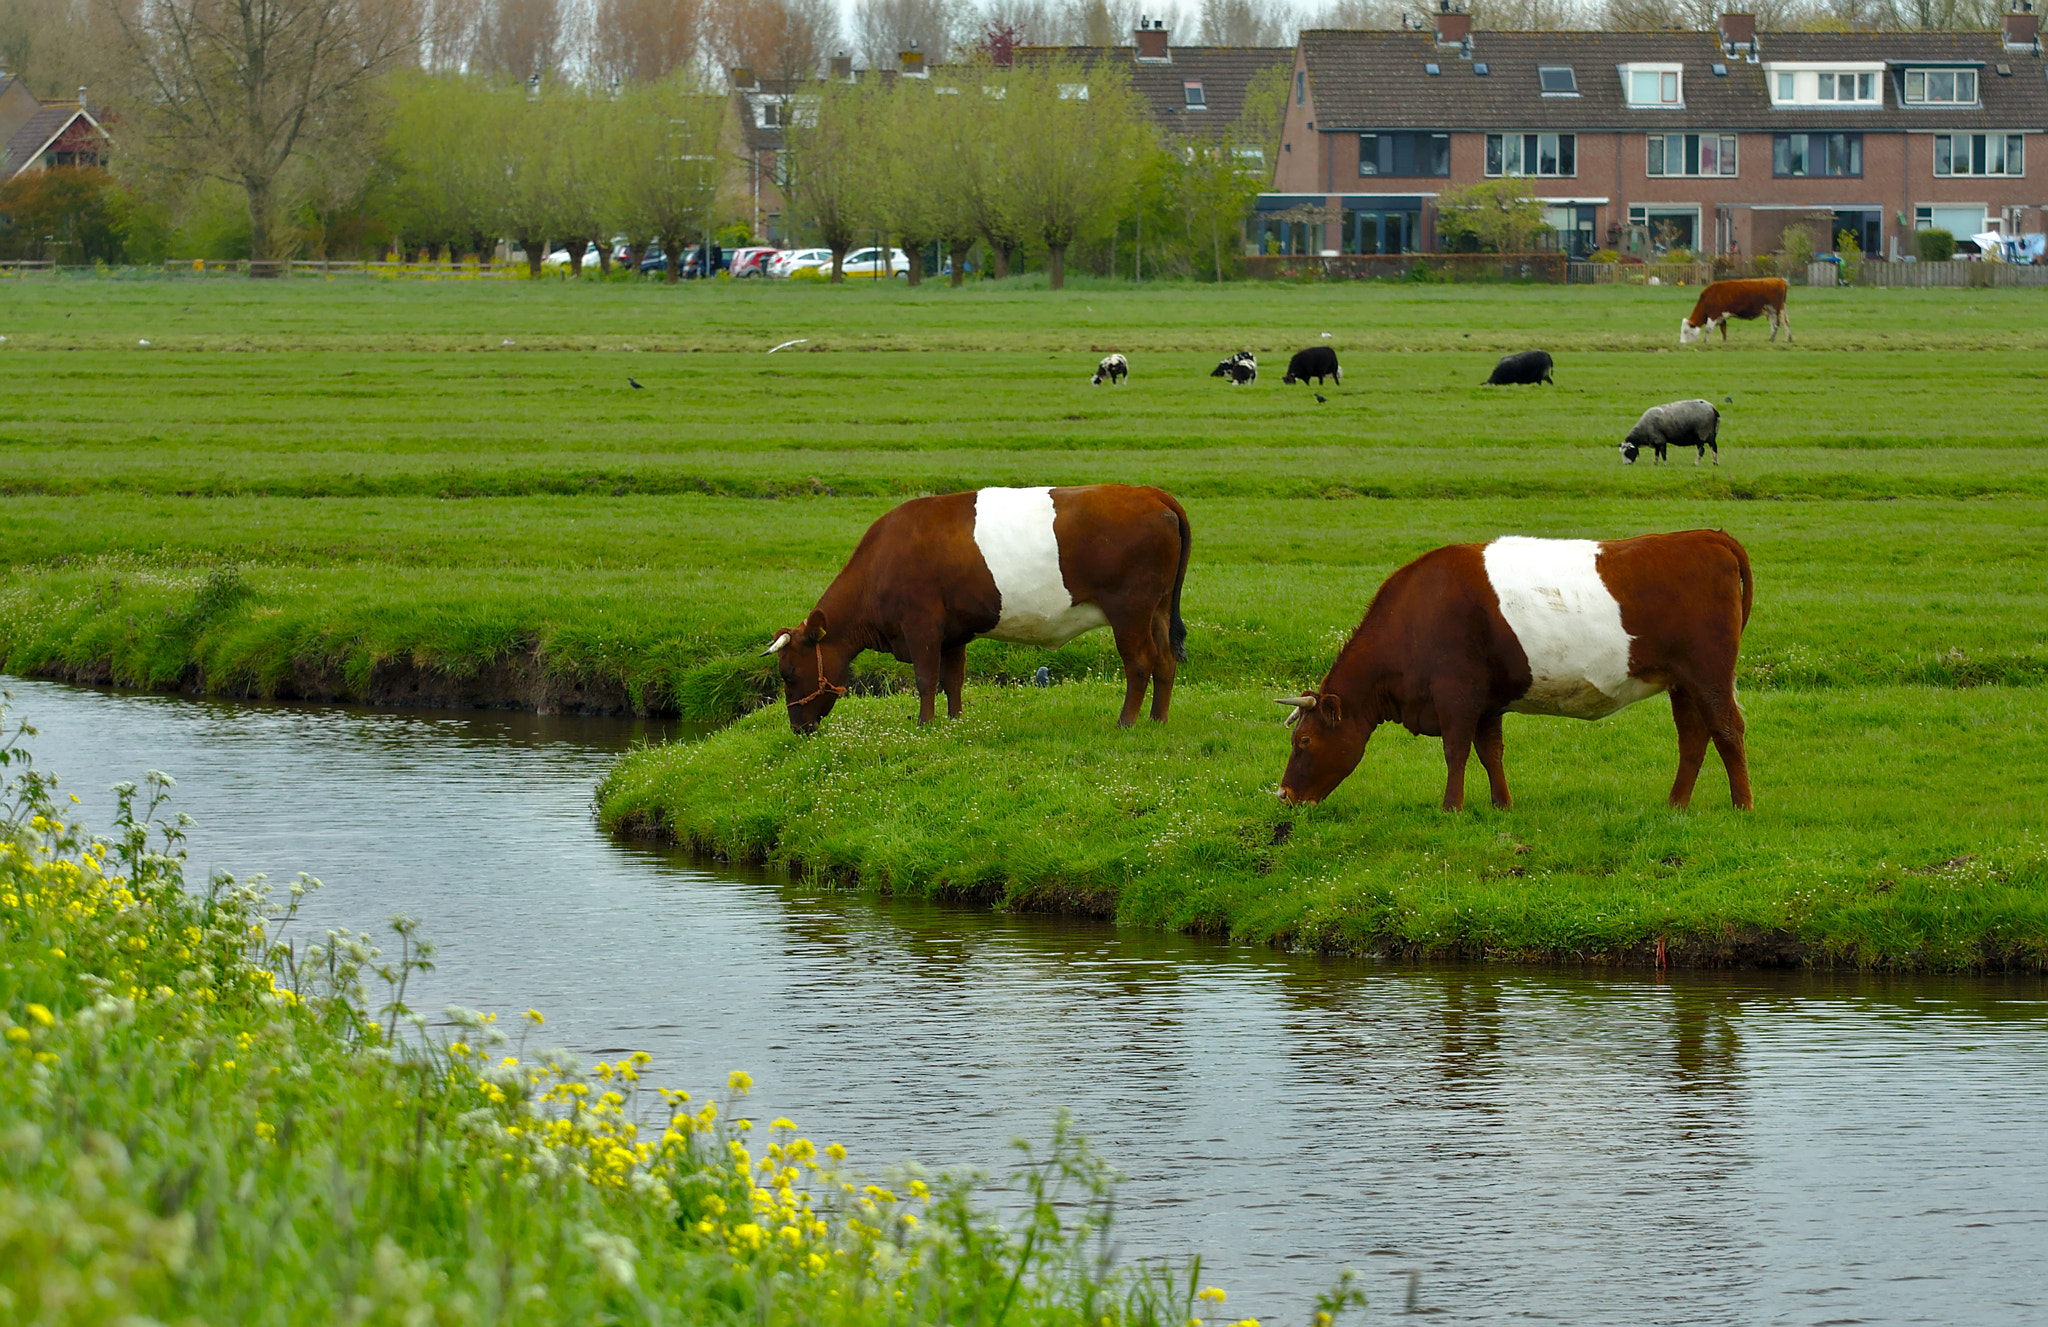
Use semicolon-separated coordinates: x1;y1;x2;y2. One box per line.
853;0;954;67
109;0;420;263
588;0;704;83
1;0;126;99
706;0;836;85
1301;0;1403;29
1197;0;1296;45
470;0;563;75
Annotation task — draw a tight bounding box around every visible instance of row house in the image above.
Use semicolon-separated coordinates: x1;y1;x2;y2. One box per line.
1263;9;2048;259
1021;23;1292;158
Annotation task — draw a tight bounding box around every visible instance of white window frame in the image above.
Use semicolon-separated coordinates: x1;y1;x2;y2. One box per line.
1934;133;2025;177
1764;63;1886;107
1620;63;1684;108
1184;80;1206;108
1647;133;1738;177
1484;132;1577;178
1538;65;1577;95
1902;68;1980;106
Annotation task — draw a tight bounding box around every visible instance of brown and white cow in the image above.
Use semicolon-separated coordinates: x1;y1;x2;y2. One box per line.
1680;277;1791;346
1277;530;1753;811
763;484;1191;732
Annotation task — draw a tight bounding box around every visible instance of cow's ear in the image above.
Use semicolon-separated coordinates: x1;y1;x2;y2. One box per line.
1319;694;1343;724
800;609;830;644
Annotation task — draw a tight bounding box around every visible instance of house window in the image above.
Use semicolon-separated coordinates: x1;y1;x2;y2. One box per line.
1648;133;1737;177
759;99;782;127
1903;69;1978;104
1184;81;1205;108
1296;70;1305;104
1624;65;1682;107
1538;66;1577;93
1359;132;1450;177
1059;82;1088;100
1485;133;1576;177
1935;133;2024;176
1773;132;1862;177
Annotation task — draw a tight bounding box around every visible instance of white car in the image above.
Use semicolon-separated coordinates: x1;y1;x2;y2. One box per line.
839;246;912;278
541;242;604;271
768;248;832;278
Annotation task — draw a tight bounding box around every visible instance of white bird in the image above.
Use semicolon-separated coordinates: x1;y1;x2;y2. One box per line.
138;339;150;346
768;338;809;354
502;338;515;346
1321;331;1332;338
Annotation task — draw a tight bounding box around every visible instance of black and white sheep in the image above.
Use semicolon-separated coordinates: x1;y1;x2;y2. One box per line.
1091;353;1129;385
1622;399;1721;466
1485;349;1554;386
1282;346;1341;386
1210;351;1257;385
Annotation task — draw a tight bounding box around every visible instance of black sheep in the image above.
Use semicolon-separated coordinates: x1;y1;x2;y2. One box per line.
1486;350;1554;386
1282;346;1341;386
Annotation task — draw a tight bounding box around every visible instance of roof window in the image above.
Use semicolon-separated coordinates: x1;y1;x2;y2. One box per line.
1712;62;1728;76
1538;66;1576;93
1903;68;1978;104
1473;62;1489;75
1183;80;1205;107
1425;62;1440;75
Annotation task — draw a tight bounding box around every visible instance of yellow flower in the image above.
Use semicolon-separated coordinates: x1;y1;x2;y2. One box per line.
771;1117;796;1130
727;1070;753;1094
4;1028;28;1044
1198;1287;1227;1305
524;1009;544;1025
26;1004;54;1028
825;1142;847;1163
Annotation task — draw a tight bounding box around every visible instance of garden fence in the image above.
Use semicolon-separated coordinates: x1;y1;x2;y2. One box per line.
1566;261;1715;287
1853;260;2048;288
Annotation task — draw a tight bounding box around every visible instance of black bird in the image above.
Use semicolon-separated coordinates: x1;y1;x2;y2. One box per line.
1033;666;1051;687
1724;395;1734;403
1315;393;1328;404
627;377;644;389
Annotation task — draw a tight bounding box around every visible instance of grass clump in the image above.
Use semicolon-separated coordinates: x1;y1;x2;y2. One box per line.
0;707;1308;1326
596;683;2048;972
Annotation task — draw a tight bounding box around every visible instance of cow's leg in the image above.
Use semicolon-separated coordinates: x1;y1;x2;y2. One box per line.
1108;615;1154;729
940;641;968;719
1780;304;1792;344
1667;689;1712;808
1700;692;1753;810
1475;712;1512;809
1719;316;1729;343
1146;609;1176;723
909;638;942;725
1439;713;1478;812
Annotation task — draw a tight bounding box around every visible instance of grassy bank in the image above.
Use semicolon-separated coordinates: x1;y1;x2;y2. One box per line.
596;683;2048;972
0;718;1296;1325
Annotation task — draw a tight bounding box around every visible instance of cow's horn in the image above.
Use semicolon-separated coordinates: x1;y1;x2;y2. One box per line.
1274;694;1319;710
761;631;794;656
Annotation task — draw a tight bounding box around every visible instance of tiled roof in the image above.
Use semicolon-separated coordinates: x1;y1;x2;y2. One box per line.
1300;28;2048;132
1;106;86;178
1020;44;1293;134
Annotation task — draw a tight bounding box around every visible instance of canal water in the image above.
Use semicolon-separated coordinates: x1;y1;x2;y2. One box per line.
10;676;2046;1324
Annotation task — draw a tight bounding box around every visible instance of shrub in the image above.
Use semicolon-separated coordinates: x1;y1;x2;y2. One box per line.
1918;228;1956;262
1433;179;1547;254
1835;229;1863;284
1781;224;1815;272
1588;248;1620;263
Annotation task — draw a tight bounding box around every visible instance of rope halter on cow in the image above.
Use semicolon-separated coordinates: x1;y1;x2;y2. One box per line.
764;629;847;709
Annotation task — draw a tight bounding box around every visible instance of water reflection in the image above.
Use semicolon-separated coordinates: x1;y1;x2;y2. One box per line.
12;677;2047;1323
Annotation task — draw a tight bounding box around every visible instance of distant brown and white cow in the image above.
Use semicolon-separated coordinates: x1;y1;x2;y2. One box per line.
1681;277;1791;346
763;485;1192;732
1276;530;1753;811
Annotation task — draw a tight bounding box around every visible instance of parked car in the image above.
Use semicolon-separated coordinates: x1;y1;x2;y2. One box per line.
768;247;831;278
838;246;912;278
542;242;604;271
727;246;777;278
639;243;728;278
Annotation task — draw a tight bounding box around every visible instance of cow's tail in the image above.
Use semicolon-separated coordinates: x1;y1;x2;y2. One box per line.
1166;496;1192;663
1726;531;1754;629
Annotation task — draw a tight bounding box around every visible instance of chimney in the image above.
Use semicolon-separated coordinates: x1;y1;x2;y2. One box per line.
1716;12;1757;50
2002;5;2039;49
78;86;88;110
729;66;756;88
1433;3;1471;47
829;53;853;80
900;45;927;75
1135;18;1170;61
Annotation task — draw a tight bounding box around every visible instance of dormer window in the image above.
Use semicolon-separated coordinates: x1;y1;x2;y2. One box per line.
1903;68;1978;105
1538;66;1577;93
1769;65;1883;105
1622;64;1683;107
1183;80;1205;107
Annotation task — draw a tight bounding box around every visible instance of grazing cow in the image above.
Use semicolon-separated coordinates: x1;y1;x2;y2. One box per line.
1486;350;1554;386
1282;346;1342;386
1681;277;1791;346
1623;399;1720;466
763;484;1192;732
1092;353;1129;386
1276;530;1753;812
1210;351;1257;385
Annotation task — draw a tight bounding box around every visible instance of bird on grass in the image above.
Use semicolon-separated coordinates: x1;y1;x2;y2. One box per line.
1724;395;1734;404
1033;666;1051;687
628;377;644;389
1315;393;1328;404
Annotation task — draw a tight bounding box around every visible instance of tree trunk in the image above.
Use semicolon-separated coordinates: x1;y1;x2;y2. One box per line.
520;237;546;279
595;243;612;276
1047;243;1066;290
830;243;849;283
246;175;275;276
989;242;1010;280
566;237;588;277
663;238;682;284
1213;221;1224;284
902;238;924;287
949;240;971;288
624;240;646;276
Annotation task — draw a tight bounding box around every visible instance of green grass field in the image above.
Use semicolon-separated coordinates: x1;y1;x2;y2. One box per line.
3;274;2044;966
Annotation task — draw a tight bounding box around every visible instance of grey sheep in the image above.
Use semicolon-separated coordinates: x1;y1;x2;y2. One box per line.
1622;399;1721;466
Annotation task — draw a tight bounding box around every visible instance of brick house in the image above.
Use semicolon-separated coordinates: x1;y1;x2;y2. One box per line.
1263;9;2048;259
0;76;111;183
1019;23;1292;149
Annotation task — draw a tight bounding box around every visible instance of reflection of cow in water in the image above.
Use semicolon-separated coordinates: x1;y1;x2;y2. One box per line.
1681;277;1791;346
763;485;1192;731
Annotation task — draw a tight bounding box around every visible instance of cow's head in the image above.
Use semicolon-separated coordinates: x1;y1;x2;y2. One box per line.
1209;361;1231;378
762;609;845;733
1275;691;1370;805
1679;317;1705;346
